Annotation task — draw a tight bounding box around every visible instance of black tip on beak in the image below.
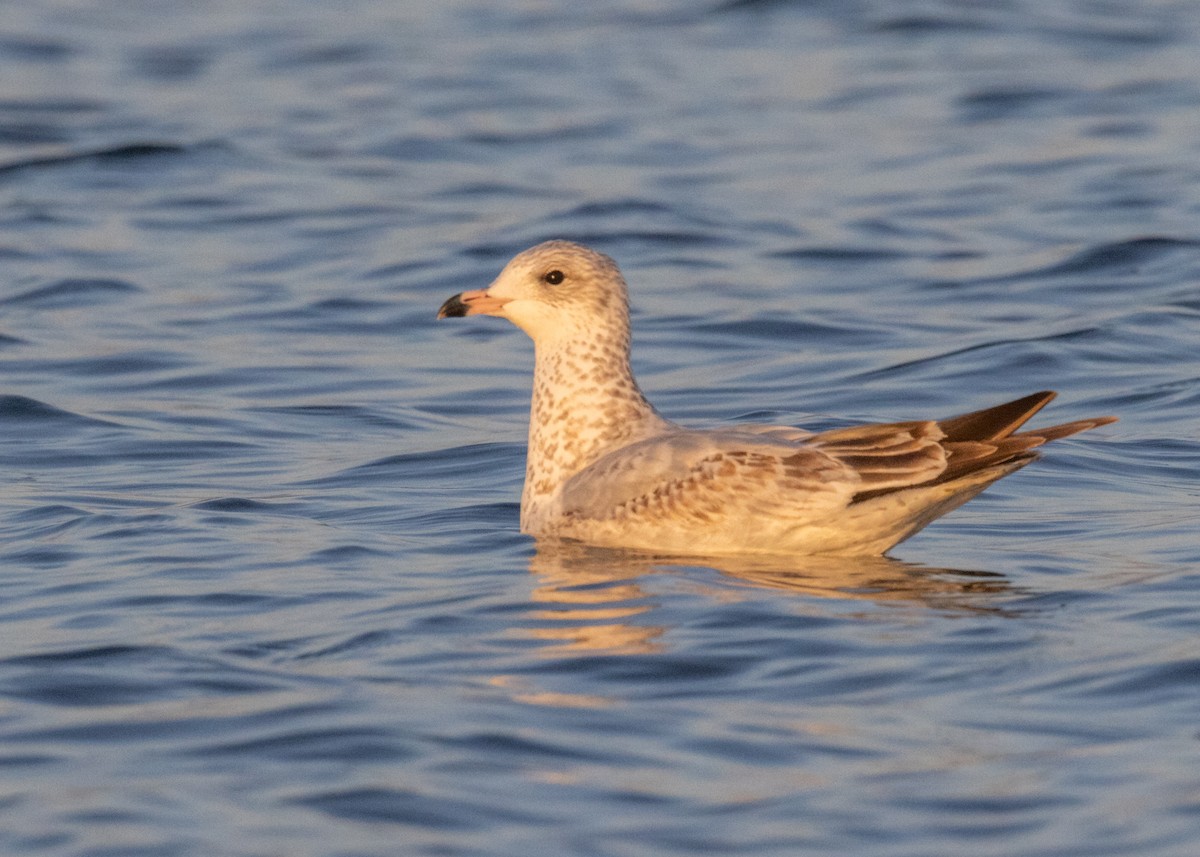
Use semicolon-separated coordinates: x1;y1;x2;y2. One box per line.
437;293;469;319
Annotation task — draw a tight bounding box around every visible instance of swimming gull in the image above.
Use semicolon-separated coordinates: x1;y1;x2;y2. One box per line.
437;240;1115;556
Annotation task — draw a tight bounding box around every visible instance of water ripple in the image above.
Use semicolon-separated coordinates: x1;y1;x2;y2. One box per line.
1;1;1198;855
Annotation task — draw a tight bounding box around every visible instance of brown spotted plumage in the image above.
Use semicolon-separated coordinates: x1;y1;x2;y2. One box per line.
437;241;1116;556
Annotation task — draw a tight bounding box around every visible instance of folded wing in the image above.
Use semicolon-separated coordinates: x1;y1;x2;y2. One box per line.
559;391;1116;534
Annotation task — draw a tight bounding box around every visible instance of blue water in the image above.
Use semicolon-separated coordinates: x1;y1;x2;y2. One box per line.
2;1;1199;855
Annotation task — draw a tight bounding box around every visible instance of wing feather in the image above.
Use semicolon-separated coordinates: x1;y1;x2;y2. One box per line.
553;395;1114;546
559;430;854;526
809;421;948;492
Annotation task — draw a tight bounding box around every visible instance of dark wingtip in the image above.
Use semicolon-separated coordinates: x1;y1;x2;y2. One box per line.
938;391;1058;442
437;293;468;319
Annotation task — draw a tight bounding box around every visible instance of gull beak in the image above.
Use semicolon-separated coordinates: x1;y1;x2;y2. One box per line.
437;288;511;319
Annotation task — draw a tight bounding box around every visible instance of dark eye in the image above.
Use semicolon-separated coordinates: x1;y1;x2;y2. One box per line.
543;269;565;286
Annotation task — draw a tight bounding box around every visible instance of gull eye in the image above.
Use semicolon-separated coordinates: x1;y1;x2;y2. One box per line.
543;269;565;286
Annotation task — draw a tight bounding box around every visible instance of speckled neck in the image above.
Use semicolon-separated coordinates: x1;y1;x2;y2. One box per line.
520;327;670;531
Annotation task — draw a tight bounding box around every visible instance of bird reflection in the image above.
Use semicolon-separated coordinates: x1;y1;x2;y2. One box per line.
520;539;1019;657
524;544;666;655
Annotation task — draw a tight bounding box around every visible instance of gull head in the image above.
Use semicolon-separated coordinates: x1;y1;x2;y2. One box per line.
437;240;630;343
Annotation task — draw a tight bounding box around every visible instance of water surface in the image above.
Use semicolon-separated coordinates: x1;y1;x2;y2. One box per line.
2;1;1199;855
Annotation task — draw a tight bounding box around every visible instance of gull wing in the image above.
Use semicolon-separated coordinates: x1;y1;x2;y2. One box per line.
554;393;1114;553
558;429;857;526
559;424;948;527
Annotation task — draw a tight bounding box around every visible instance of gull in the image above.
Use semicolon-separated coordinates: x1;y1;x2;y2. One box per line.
437;241;1115;556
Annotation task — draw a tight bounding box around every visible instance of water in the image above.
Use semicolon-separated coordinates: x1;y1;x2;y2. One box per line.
1;1;1199;854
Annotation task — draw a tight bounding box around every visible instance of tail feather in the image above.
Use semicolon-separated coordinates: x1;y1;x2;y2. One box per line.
1013;415;1119;443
